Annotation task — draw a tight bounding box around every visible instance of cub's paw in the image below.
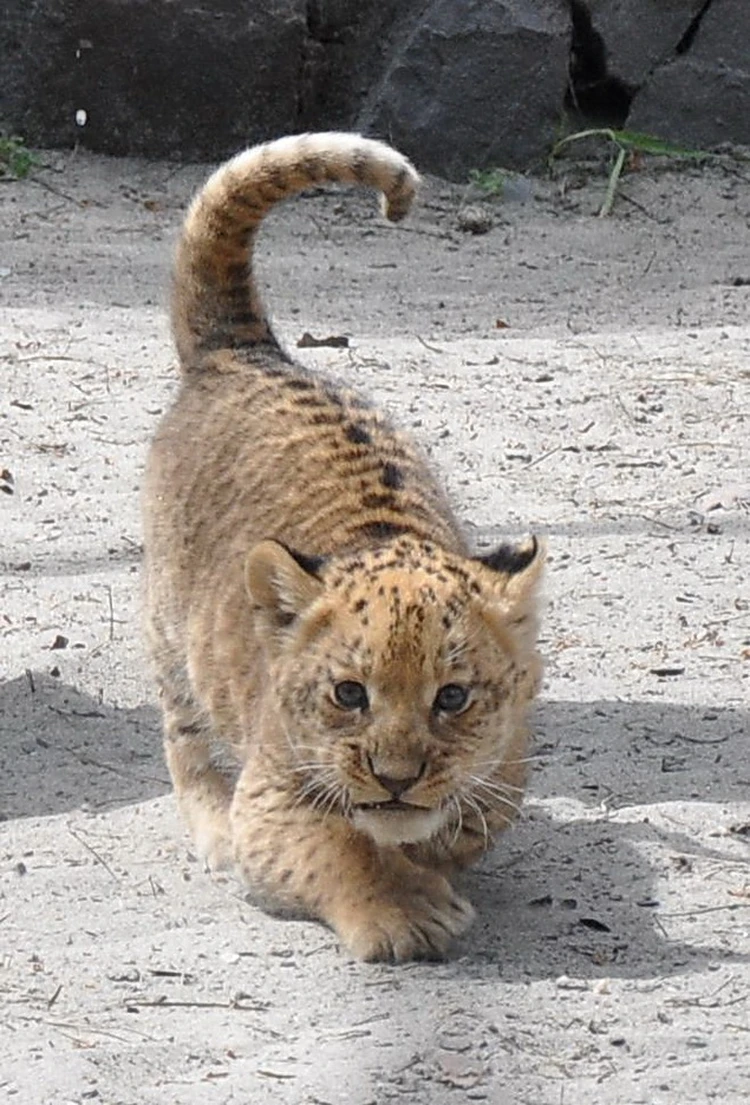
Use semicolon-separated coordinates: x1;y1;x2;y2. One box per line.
195;827;233;872
184;804;233;872
336;870;475;962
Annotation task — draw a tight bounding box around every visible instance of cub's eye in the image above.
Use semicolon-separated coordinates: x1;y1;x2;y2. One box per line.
433;683;469;713
333;681;369;710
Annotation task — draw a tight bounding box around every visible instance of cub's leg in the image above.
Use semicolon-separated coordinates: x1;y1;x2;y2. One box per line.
159;682;235;870
404;820;489;876
230;761;475;962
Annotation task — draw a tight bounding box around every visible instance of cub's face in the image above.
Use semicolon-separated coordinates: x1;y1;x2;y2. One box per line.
246;536;543;847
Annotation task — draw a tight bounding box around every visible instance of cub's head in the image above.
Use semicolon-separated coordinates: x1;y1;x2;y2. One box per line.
246;535;543;847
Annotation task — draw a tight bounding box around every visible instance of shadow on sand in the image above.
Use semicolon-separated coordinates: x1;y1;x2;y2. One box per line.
2;671;747;981
0;671;167;819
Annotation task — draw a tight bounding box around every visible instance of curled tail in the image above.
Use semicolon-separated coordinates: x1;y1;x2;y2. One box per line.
172;132;420;368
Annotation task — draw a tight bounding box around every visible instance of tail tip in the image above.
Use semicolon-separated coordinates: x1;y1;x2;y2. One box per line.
382;196;414;223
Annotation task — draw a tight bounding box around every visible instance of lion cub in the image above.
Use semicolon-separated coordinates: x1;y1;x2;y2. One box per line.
143;133;543;961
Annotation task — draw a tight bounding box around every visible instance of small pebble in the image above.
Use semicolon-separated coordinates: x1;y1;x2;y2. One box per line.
686;1036;709;1048
555;974;588;990
456;204;494;235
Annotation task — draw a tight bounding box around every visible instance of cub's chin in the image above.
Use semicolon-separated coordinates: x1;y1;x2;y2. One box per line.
351;803;449;847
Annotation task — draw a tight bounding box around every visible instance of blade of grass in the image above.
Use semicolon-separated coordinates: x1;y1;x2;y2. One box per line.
550;128;616;162
599;145;627;216
610;129;711;159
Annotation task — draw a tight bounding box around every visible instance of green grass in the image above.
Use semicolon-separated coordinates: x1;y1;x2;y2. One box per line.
467;167;509;198
0;136;39;180
549;128;712;216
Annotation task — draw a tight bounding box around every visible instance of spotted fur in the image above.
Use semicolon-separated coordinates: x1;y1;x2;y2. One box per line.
143;132;544;962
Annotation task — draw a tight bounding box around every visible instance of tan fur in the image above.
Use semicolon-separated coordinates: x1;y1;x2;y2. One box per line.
143;132;544;961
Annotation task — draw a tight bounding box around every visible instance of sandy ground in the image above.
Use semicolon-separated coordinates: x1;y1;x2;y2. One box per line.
1;145;749;1105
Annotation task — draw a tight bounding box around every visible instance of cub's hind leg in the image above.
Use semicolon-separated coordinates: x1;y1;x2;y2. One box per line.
158;673;236;870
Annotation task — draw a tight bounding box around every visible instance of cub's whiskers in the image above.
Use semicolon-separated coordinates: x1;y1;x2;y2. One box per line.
467;775;524;819
460;793;491;849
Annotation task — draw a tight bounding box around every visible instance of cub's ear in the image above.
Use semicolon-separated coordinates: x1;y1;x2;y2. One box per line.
245;540;326;629
476;535;545;599
476;536;545;652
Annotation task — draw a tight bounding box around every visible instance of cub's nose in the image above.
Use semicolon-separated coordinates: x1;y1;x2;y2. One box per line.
367;757;426;799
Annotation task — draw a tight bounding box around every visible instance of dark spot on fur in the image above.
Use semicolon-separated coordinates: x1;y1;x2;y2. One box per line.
408;603;426;625
345;422;372;445
361;492;396;510
258;180;287;206
164;721;202;742
300;154;325;183
392;165;408;192
380;462;404;490
323;386;344;407
225;309;265;329
286;377;316;391
195;328;276;355
359;521;412;542
232;194;265;217
351;150;368;183
268;165;286;193
293;392;328;408
353;598;368;613
272;609;295;628
225;260;248;285
310;411;345;426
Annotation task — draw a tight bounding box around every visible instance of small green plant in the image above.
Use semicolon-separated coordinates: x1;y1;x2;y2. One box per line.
467;167;508;198
549;128;712;216
0;136;39;180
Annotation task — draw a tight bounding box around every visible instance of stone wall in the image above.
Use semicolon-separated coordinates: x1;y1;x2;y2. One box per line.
1;0;748;178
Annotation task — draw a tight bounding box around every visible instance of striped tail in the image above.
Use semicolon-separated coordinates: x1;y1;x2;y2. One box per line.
171;132;420;368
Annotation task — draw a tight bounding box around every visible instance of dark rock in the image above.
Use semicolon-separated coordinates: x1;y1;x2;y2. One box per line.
1;0;309;160
1;0;573;176
300;0;425;128
628;0;750;148
2;0;748;177
583;0;706;88
361;0;571;179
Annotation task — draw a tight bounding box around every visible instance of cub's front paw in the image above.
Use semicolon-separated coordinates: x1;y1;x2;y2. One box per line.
182;801;233;872
335;869;475;962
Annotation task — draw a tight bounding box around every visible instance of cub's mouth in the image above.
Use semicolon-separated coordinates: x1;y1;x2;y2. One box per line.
353;799;429;813
351;799;448;845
